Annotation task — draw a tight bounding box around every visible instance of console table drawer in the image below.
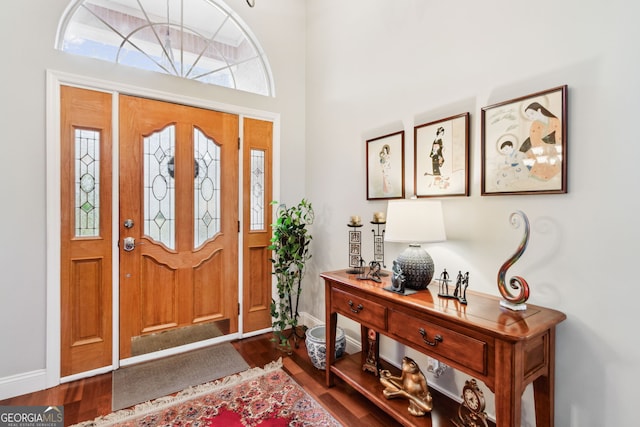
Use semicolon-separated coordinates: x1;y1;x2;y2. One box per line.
388;309;487;375
331;287;387;330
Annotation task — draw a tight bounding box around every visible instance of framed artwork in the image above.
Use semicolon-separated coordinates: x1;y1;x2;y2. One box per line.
414;113;470;197
481;85;567;195
366;131;405;200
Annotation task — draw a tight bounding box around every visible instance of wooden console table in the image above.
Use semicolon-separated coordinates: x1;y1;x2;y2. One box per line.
322;269;566;427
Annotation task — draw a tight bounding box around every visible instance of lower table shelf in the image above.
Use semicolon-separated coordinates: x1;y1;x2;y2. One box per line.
331;352;495;427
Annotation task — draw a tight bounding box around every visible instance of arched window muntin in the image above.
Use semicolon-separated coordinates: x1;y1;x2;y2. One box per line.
56;0;275;97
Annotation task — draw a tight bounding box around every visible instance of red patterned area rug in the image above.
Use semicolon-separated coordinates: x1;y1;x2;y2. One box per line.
73;359;342;427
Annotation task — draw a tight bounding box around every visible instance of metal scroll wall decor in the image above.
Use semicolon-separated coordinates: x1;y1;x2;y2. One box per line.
497;210;531;311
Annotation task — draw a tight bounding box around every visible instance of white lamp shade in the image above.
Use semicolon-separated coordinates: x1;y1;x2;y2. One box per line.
385;200;446;243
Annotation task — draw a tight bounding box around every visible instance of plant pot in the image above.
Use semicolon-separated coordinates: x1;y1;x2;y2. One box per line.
305;325;346;370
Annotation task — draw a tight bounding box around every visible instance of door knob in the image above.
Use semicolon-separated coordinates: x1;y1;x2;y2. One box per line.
123;237;136;252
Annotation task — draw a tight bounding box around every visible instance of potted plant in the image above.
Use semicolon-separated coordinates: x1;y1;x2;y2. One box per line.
269;199;314;351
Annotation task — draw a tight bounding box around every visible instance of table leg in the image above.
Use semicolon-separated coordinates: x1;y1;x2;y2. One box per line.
494;340;523;427
325;311;337;387
533;327;557;426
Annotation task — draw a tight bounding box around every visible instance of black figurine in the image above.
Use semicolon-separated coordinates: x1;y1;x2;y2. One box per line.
453;271;463;298
459;272;470;304
382;260;418;295
390;260;406;292
367;261;382;283
437;269;451;297
437;269;469;305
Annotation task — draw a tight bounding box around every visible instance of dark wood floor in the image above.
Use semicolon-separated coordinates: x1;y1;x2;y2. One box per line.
0;332;465;426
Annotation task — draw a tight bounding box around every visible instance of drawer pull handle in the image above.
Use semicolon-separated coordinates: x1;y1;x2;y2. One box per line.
418;328;443;346
348;300;364;313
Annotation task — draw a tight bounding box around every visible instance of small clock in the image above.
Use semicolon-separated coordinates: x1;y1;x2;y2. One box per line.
452;379;488;427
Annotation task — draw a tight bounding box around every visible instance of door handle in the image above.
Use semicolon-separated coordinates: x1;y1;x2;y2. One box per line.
123;237;136;252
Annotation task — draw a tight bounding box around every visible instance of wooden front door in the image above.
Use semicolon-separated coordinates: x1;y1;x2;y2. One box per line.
118;95;239;358
60;87;273;375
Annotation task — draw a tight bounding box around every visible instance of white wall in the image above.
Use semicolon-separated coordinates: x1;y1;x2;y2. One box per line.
0;0;307;395
304;1;639;426
2;0;638;425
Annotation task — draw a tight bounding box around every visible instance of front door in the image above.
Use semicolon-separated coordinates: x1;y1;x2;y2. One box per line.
118;95;239;358
60;86;273;376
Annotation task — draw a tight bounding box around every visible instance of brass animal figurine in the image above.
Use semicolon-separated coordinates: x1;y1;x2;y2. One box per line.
379;356;433;416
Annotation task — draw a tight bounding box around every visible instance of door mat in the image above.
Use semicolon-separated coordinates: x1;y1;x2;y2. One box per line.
112;342;249;411
130;321;227;356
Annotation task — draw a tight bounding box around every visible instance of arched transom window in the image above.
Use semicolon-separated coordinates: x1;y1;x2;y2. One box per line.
57;0;274;96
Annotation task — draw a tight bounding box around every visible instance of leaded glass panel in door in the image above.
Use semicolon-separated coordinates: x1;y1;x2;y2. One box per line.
250;149;265;231
75;128;101;237
194;128;221;248
143;125;176;249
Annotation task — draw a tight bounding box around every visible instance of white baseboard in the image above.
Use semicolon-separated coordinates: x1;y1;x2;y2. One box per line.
0;369;47;401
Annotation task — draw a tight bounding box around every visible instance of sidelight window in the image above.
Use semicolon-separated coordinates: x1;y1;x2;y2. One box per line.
75;128;101;237
249;149;265;231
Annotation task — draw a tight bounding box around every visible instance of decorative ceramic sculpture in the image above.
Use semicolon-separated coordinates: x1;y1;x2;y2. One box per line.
379;356;433;416
497;210;531;311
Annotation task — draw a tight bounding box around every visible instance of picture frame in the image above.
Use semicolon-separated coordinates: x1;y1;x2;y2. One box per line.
366;130;405;200
414;112;470;197
481;85;567;195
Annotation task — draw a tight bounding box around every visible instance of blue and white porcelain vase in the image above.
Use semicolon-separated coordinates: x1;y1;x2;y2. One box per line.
305;325;346;370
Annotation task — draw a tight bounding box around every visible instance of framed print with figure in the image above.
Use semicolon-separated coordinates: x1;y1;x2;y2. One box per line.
481;85;567;195
366;131;405;200
414;113;469;197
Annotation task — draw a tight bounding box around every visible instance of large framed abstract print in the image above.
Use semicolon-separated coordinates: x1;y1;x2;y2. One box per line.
481;85;567;195
366;131;405;200
414;113;470;197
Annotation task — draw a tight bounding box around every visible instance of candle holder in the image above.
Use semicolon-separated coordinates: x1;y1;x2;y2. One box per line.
371;220;388;276
346;223;364;274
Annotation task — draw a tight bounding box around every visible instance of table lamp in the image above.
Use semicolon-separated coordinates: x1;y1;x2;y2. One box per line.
385;199;446;290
